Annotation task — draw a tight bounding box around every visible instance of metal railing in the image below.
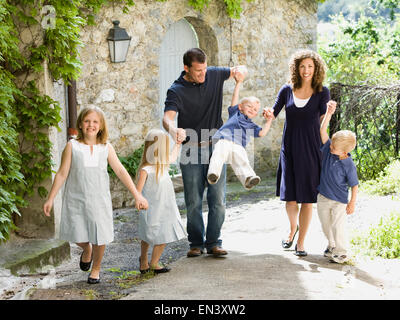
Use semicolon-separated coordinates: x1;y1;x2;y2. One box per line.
329;82;400;180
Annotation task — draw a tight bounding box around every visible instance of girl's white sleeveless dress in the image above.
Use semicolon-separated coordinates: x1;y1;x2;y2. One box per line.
138;165;187;245
59;139;114;245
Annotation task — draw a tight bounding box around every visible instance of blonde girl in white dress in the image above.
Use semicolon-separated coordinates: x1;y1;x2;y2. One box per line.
43;106;148;284
136;129;187;274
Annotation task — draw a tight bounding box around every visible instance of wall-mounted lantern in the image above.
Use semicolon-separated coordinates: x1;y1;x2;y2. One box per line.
107;20;131;63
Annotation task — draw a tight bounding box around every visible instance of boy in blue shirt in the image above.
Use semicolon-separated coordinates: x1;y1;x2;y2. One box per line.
207;69;272;190
318;101;359;264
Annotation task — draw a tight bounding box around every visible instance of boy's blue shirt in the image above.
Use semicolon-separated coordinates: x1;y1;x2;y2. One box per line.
212;104;262;147
317;139;359;204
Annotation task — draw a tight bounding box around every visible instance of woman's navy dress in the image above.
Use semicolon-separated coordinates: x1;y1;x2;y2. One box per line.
273;84;329;203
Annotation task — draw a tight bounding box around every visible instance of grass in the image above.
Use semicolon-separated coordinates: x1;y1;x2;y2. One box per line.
116;271;156;289
81;289;99;300
106;267;156;290
114;215;132;223
109;291;125;300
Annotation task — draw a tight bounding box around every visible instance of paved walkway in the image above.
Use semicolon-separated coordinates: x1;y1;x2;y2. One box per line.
123;196;400;300
1;180;400;301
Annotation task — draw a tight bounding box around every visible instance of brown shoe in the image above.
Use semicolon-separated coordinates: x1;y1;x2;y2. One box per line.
187;248;203;257
207;246;228;256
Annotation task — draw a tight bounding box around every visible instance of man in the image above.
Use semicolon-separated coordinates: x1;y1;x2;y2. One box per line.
163;47;246;257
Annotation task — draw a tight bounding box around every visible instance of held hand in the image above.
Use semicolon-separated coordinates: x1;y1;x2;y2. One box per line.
262;110;268;119
233;70;245;83
233;66;248;82
262;108;267;118
346;201;355;215
135;194;149;211
176;128;186;144
43;199;53;217
326;100;337;115
262;107;274;120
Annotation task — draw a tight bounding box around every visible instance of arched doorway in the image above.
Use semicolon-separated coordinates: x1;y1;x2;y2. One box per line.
159;18;199;113
158;17;219;174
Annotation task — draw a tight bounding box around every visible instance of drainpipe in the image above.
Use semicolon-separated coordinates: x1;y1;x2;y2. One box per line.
67;80;78;140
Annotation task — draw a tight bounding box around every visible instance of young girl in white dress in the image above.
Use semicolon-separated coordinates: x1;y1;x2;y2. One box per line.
136;129;187;274
43;106;148;284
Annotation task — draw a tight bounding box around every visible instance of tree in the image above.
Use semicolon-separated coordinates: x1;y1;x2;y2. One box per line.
319;13;400;85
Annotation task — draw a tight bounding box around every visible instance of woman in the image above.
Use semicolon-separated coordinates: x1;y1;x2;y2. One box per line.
265;49;333;256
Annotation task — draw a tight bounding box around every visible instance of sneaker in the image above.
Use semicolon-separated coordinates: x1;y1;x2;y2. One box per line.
323;246;334;258
207;173;219;184
245;176;260;189
331;254;348;264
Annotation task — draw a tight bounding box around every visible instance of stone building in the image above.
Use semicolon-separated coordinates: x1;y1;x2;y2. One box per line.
15;0;319;238
68;0;318;207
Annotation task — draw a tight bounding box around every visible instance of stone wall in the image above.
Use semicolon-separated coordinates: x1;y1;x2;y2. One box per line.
11;12;66;237
76;0;318;208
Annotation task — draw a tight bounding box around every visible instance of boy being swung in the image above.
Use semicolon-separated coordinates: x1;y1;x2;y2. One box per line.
207;67;273;189
317;101;359;264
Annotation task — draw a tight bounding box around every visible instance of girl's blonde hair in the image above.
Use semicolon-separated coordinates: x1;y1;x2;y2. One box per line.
288;49;327;93
137;129;170;183
76;106;109;144
332;130;357;153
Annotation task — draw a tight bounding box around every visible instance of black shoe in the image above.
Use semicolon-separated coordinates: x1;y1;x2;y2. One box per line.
152;266;171;274
139;257;150;274
87;275;100;284
150;263;171;274
294;244;307;257
281;225;299;249
79;252;92;271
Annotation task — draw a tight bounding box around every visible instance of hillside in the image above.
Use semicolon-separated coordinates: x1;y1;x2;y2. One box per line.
317;0;396;22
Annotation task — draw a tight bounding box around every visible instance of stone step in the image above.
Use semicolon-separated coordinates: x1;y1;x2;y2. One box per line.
0;238;70;276
171;174;184;193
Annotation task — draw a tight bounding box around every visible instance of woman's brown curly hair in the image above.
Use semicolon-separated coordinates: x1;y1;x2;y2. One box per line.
288;49;326;93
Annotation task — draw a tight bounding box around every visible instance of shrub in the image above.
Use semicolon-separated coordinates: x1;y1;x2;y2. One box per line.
351;211;400;259
108;144;181;179
108;144;144;179
362;159;400;195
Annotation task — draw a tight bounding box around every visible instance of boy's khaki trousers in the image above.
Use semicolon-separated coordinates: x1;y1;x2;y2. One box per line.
317;193;348;256
208;139;256;187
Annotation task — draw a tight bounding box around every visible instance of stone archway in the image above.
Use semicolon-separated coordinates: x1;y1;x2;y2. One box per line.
184;16;219;67
158;17;219;113
159;18;199;112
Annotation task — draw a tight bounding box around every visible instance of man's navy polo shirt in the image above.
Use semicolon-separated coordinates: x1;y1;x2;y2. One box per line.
317;139;359;204
164;67;231;142
212;104;262;148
